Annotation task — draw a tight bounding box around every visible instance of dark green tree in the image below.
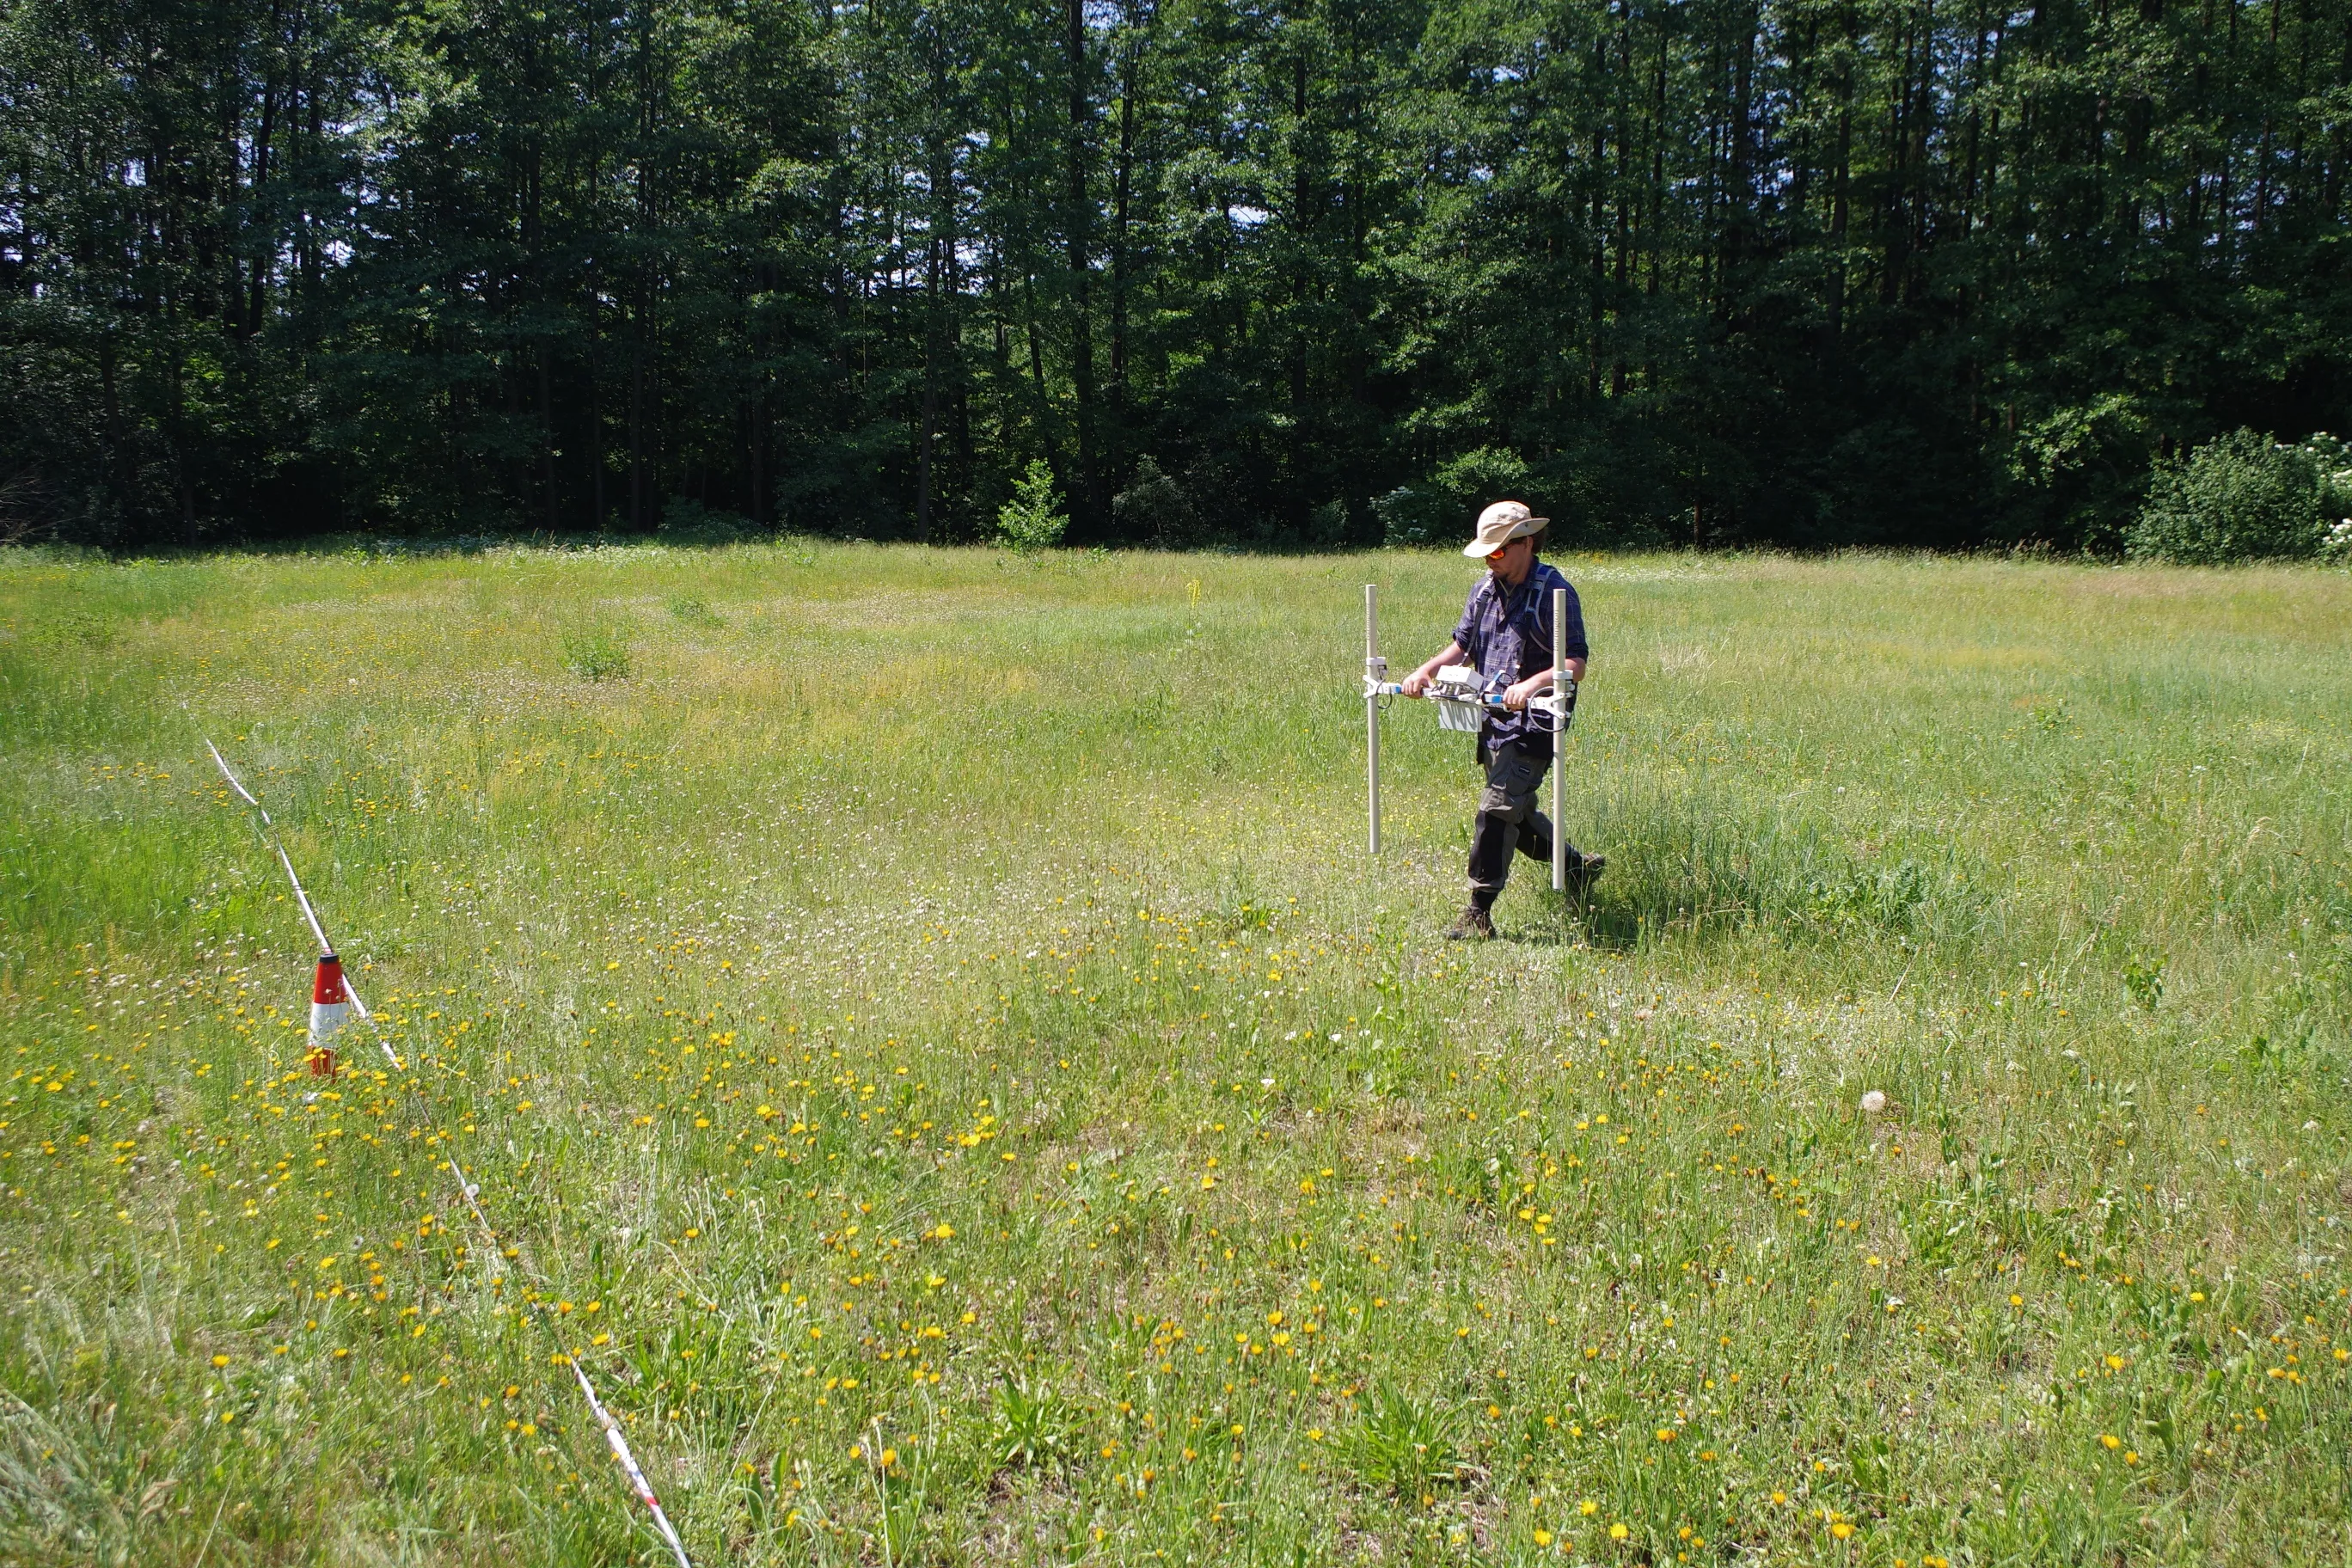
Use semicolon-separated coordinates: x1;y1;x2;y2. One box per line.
3;0;2346;548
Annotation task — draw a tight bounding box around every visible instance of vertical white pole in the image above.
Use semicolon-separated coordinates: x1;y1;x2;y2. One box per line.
1365;583;1381;854
1551;585;1566;893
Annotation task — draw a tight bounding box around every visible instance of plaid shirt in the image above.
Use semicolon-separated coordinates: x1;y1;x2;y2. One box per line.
1452;560;1587;752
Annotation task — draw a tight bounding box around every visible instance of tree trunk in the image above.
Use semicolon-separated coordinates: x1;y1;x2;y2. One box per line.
1110;7;1148;436
1063;0;1099;532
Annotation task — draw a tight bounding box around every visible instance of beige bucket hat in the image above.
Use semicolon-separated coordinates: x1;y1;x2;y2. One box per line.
1461;499;1549;558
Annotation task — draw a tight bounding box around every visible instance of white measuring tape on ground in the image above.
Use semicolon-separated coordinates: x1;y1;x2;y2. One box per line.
205;738;695;1568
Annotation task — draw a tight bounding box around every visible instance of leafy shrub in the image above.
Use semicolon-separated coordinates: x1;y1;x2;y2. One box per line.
995;460;1069;553
1371;486;1447;547
2324;518;2352;565
562;626;632;682
1112;456;1203;547
2314;432;2352;565
658;496;756;543
2305;432;2352;515
1307;498;1351;548
2125;429;2327;564
1434;444;1532;507
665;594;723;628
1375;446;1536;548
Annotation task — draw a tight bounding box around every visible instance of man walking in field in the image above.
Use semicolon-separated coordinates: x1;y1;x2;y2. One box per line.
1400;501;1602;940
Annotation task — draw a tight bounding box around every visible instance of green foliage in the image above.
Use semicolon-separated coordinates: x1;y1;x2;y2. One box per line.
560;625;632;682
994;461;1069;554
1307;499;1351;548
28;606;118;652
1341;1387;1461;1496
1372;487;1449;548
2309;436;2352;567
1373;451;1534;550
2003;395;2154;548
1803;856;1937;932
1112;457;1203;548
2122;954;2166;1012
989;1375;1075;1471
658;499;756;546
2301;433;2352;518
2126;431;2329;565
3;0;2348;550
1433;449;1532;518
665;594;723;628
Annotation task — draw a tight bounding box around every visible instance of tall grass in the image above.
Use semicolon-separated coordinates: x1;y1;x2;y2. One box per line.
0;543;2347;1565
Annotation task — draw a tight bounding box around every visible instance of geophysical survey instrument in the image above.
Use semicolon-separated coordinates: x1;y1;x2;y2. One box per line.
1359;583;1578;887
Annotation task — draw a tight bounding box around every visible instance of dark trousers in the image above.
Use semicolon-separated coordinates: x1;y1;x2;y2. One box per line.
1468;739;1573;910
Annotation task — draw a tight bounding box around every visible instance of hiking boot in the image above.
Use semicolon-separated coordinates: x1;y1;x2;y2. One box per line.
1444;905;1496;941
1563;851;1607;894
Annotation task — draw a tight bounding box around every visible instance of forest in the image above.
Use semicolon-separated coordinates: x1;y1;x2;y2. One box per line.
3;0;2348;550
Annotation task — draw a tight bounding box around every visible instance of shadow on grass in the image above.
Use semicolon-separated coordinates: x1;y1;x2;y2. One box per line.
1505;780;1977;956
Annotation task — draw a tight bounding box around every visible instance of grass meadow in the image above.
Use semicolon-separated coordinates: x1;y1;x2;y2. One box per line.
1;542;2349;1567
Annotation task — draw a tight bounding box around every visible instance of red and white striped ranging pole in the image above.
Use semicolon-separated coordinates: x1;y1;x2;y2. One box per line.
203;737;695;1568
205;738;398;1076
308;953;350;1076
567;1355;695;1567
